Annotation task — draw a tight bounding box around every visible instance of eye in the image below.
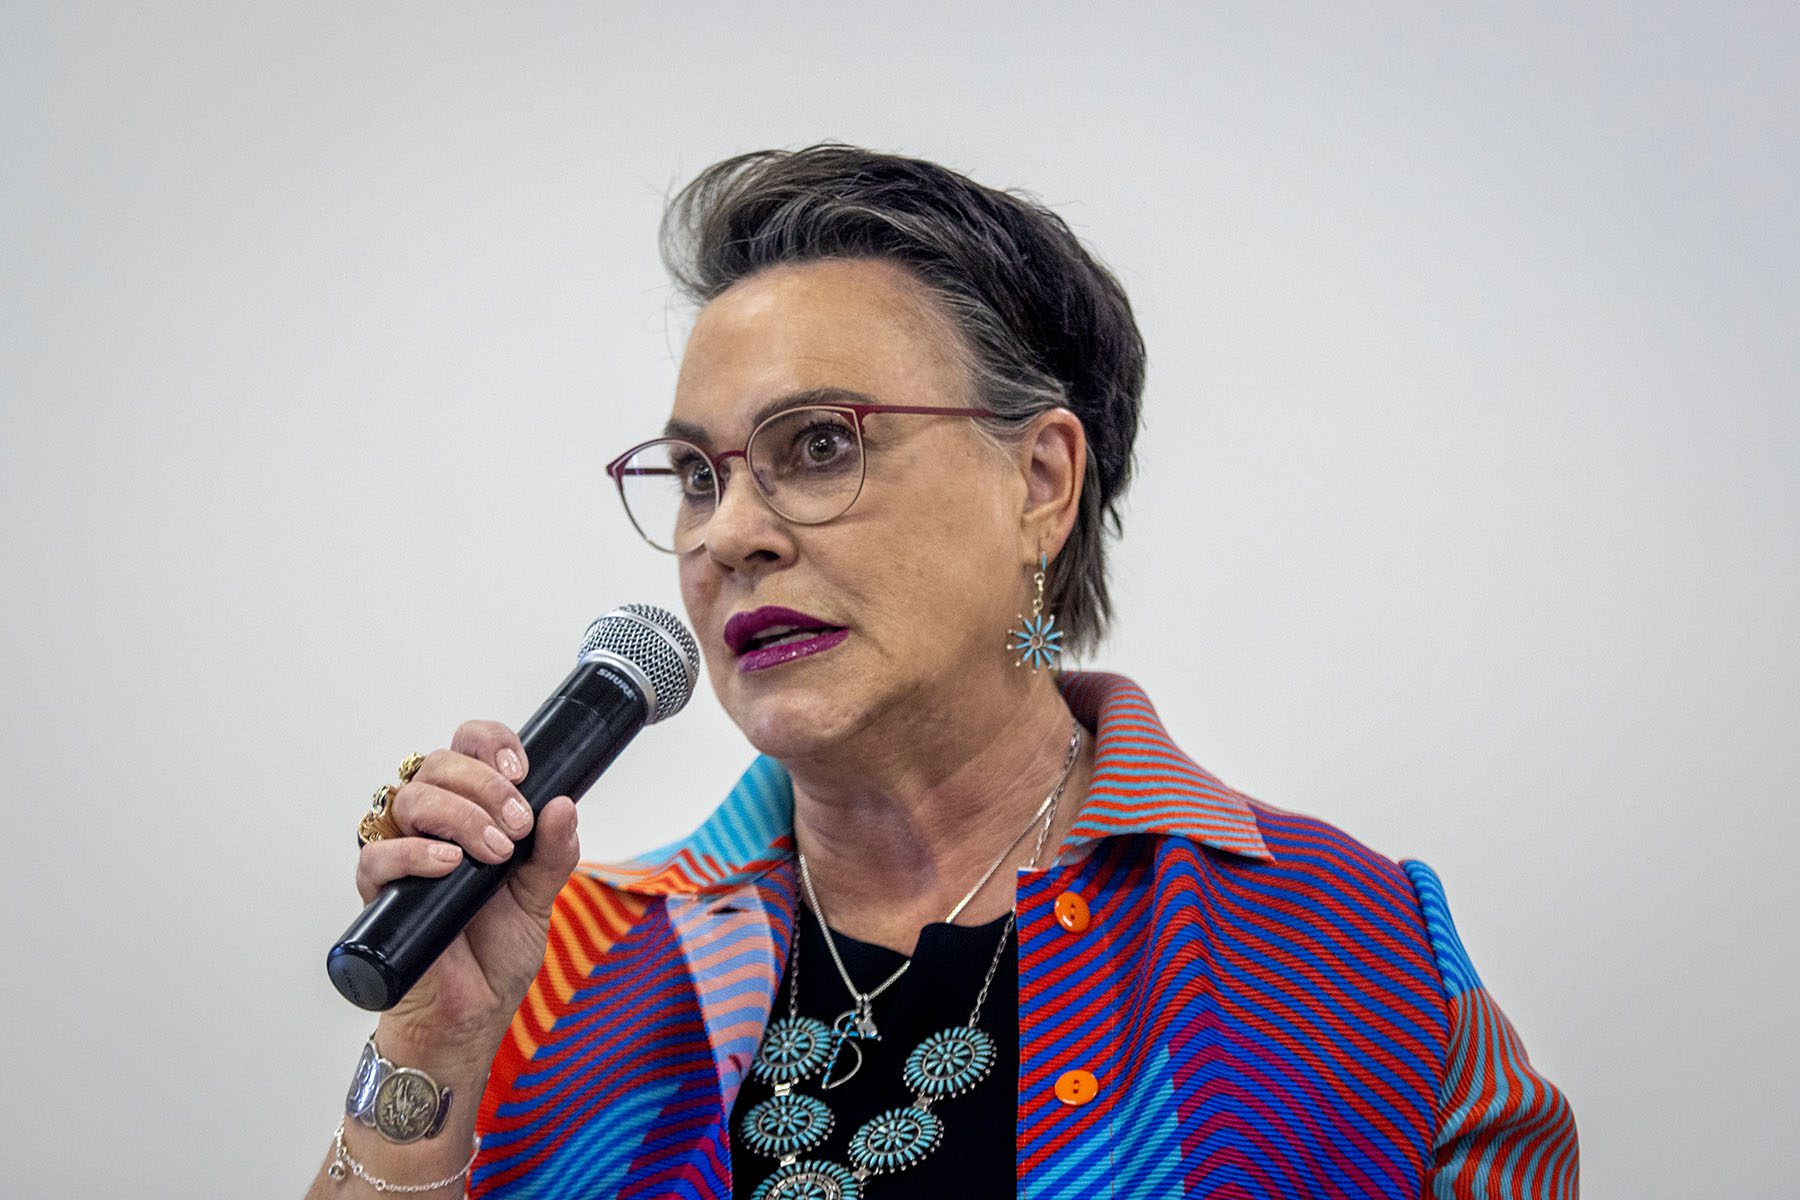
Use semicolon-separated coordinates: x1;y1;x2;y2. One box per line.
672;452;715;499
751;407;860;482
790;420;856;471
802;424;853;466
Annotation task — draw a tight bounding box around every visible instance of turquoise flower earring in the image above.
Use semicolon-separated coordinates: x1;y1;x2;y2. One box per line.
1007;553;1065;672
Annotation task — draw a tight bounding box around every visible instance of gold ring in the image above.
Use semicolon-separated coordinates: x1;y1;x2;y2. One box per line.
357;784;403;846
398;752;426;784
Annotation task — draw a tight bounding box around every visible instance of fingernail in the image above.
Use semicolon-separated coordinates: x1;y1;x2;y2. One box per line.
503;796;531;834
482;826;514;857
496;749;523;780
430;842;462;863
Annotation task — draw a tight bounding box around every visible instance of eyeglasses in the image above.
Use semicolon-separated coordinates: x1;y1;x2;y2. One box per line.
606;402;991;553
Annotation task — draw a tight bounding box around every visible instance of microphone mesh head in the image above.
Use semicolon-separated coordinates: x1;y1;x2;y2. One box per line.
579;604;701;724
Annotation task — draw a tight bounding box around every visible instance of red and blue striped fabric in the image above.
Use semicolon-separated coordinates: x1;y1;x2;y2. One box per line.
470;672;1577;1197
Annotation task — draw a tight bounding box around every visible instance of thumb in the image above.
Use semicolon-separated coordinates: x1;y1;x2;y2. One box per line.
509;796;580;921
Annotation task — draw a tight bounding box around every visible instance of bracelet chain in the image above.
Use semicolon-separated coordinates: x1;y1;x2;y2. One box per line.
328;1120;480;1194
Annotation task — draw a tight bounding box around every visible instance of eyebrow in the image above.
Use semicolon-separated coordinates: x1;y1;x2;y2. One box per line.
661;387;880;446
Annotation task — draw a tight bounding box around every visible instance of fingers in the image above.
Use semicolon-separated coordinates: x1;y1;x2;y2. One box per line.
508;796;580;922
393;780;523;864
356;837;464;903
450;720;528;786
395;742;534;864
352;720;540;902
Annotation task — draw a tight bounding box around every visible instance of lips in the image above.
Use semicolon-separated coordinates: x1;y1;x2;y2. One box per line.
723;606;849;673
724;606;844;653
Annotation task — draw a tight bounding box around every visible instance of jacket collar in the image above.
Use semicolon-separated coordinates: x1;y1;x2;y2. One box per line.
586;670;1271;897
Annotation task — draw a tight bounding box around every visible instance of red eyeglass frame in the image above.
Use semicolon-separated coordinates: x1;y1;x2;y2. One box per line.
605;401;994;551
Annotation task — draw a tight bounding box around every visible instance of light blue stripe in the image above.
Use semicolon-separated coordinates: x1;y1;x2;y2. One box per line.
1403;859;1483;998
1104;1041;1188;1198
1089;755;1213;779
1077;797;1221;823
1024;1147;1112;1198
606;757;793;884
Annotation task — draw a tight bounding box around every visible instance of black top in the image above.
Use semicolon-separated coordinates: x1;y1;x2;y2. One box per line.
729;904;1019;1198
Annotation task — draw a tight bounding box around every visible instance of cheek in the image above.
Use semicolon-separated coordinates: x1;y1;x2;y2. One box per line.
676;559;724;662
881;527;1018;647
675;557;705;621
880;480;1019;630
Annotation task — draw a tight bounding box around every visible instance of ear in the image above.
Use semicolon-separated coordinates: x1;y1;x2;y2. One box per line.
1018;408;1086;561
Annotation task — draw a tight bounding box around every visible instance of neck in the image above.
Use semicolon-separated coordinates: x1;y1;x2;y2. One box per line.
785;675;1093;956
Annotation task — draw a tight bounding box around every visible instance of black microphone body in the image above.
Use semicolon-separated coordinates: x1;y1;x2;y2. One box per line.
327;659;648;1011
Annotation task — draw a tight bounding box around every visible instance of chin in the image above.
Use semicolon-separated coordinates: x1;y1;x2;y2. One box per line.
717;663;873;762
734;696;864;763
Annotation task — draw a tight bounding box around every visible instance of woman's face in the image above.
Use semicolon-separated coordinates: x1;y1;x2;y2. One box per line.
669;258;1034;762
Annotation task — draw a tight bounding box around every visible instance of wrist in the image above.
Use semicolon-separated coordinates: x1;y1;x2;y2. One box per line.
329;1119;480;1194
372;1016;503;1094
341;1029;496;1151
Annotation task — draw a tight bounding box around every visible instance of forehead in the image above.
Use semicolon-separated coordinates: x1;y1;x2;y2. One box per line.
668;258;970;439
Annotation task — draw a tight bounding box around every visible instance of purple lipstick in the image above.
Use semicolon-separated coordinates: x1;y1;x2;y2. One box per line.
724;606;849;674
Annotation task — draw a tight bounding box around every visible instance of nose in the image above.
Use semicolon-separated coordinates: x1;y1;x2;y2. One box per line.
698;452;792;567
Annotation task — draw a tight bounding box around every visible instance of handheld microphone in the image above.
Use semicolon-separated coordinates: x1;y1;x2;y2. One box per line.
326;604;700;1011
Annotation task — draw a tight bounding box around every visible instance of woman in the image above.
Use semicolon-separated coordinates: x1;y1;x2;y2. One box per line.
308;145;1577;1199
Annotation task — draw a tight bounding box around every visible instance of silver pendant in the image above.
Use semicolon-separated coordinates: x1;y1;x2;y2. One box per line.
821;1010;876;1090
838;1002;879;1040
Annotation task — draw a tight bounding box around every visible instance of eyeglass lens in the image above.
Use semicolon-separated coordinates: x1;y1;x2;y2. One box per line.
614;406;868;552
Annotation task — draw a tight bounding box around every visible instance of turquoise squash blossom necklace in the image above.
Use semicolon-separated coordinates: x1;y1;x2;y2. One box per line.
741;719;1083;1200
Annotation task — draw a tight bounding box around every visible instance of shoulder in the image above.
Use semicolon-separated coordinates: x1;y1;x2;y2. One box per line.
1063;668;1445;954
1226;798;1477;1011
1228;803;1482;1007
1396;858;1483;998
1244;797;1424;907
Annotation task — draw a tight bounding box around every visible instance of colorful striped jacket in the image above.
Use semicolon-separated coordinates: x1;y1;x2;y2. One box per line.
471;672;1578;1198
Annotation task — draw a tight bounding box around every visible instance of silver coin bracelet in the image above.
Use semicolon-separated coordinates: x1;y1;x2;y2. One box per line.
344;1036;454;1143
329;1035;476;1192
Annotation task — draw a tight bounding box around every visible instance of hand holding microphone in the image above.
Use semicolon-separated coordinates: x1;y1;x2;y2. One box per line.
328;605;700;1045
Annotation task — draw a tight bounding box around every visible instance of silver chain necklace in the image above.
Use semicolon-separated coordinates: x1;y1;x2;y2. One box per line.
795;765;1059;1054
742;718;1082;1199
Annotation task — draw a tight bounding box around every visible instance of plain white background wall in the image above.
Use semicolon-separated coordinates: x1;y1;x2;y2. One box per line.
3;2;1795;1195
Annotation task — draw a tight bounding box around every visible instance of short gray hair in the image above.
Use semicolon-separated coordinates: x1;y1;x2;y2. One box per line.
660;144;1146;656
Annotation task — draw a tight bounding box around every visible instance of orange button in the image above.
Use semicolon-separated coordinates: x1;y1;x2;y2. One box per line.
1055;1069;1099;1106
1053;891;1091;933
